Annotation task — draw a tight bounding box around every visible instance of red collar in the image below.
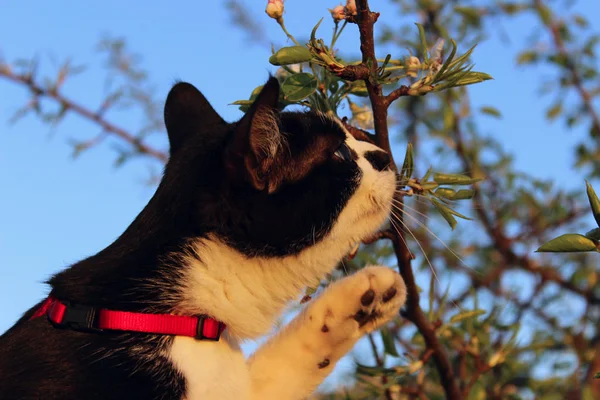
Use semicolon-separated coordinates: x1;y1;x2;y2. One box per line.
30;296;226;341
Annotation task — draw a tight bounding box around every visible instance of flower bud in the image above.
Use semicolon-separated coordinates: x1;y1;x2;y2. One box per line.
329;5;346;22
266;0;284;20
345;0;357;16
405;56;421;78
349;101;374;130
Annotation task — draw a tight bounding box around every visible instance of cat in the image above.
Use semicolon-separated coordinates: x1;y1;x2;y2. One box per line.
0;77;406;400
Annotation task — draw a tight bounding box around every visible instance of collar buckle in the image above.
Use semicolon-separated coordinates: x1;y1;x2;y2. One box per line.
51;301;103;333
195;315;223;341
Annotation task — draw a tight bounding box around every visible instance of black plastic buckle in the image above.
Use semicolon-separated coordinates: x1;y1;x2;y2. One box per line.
51;301;102;333
195;316;222;341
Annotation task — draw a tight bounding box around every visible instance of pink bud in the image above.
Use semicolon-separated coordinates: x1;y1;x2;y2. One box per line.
345;0;357;16
266;0;284;20
329;5;346;22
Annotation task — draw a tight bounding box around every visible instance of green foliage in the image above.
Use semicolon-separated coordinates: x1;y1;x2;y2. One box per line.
237;19;492;110
269;45;313;66
238;17;490;231
536;233;598;252
586;181;600;227
281;73;318;102
537;182;600;252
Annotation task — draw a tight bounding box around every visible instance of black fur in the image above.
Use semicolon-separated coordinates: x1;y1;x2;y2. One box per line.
364;150;392;172
0;77;364;399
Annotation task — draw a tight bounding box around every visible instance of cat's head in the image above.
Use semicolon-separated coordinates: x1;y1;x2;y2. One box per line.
161;77;396;259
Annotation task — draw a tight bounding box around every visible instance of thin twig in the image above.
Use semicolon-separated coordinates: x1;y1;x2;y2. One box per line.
0;69;169;163
533;0;600;142
385;85;411;107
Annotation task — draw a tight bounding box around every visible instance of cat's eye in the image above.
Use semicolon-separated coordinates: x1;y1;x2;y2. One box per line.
334;143;352;162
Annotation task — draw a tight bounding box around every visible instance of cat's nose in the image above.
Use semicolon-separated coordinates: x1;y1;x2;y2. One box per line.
364;150;392;172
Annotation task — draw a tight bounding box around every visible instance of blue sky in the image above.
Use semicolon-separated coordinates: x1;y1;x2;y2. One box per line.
1;0;599;389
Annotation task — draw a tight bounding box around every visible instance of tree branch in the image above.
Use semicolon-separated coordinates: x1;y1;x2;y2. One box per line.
0;68;169;163
533;0;600;141
385;85;410;107
352;2;461;399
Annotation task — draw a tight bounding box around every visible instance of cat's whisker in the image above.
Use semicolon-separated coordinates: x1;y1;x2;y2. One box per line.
388;211;442;289
400;194;439;209
391;203;477;273
409;192;486;211
339;259;349;277
391;211;465;312
391;198;430;221
389;209;466;311
386;217;412;261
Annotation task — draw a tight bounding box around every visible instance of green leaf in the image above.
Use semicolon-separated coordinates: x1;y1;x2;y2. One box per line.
415;23;429;63
230;100;253;106
408;360;424;374
380;327;400;357
586;181;600;227
451;189;476;200
400;143;414;179
537;4;553;26
455;7;481;25
434;172;482;185
584;385;596;400
594;372;600;379
480;106;502;118
453;71;493;87
281;73;318;102
269;46;313;66
232;85;266;112
585;228;600;241
517;50;539;65
431;198;457;230
304;286;318;296
445;206;473;221
435;39;458;80
436;285;451;320
348;80;368;97
435;188;456;199
467;381;486;400
422;166;433;182
422;181;439;190
447;44;477;71
310;18;324;43
574;15;588;28
536;234;598;252
450;309;486;324
546;103;563;120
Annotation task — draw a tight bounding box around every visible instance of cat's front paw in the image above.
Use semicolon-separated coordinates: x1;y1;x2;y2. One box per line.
304;265;406;365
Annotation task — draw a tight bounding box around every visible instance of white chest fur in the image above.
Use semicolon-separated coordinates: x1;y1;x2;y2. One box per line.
171;334;251;400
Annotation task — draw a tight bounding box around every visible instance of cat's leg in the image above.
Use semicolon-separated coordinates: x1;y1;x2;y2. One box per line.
248;265;406;400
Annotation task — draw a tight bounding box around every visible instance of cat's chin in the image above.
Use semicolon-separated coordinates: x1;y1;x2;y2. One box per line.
340;208;392;263
355;187;395;240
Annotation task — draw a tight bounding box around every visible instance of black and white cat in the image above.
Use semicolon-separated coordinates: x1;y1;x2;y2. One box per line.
0;77;406;399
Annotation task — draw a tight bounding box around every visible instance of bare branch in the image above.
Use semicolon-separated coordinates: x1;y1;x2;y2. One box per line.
0;68;168;163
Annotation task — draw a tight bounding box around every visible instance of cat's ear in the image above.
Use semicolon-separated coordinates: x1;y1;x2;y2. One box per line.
164;82;225;154
225;77;284;193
